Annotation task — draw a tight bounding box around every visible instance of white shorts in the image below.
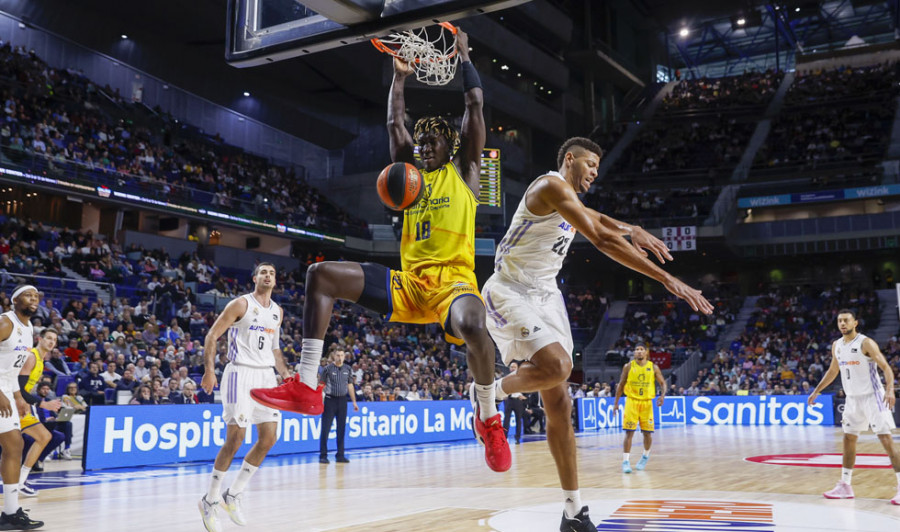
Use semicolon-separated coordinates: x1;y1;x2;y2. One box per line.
0;390;20;434
482;276;573;366
842;393;896;435
222;364;281;428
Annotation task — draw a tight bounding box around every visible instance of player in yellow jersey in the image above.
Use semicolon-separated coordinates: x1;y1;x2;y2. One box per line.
17;328;63;496
614;344;666;473
250;30;511;472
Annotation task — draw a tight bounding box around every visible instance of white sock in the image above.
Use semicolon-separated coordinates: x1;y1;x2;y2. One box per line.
230;460;259;495
642;449;651;458
841;467;853;485
298;339;324;388
623;453;630;462
206;468;227;502
2;483;17;515
474;383;498;420
19;465;31;485
895;471;900;486
563;489;582;519
495;378;509;401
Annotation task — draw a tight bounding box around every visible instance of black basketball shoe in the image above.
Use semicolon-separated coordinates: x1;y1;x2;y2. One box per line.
560;506;597;532
0;507;44;530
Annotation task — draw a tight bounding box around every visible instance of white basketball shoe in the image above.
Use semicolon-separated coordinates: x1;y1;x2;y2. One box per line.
222;488;247;526
198;495;222;532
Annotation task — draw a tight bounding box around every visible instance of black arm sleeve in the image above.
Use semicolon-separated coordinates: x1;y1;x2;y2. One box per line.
18;375;39;405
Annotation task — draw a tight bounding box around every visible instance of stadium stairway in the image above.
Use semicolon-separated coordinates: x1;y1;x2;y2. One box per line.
730;72;795;182
583;300;628;379
595;81;678;181
873;288;899;346
60;265;113;305
715;295;760;352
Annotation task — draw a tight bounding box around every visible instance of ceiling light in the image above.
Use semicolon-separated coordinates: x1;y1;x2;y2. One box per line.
121;34;128;40
679;28;689;37
500;65;509;71
795;7;801;12
736;18;746;26
243;91;250;97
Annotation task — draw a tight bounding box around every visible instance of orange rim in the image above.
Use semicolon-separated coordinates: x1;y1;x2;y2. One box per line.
370;22;458;63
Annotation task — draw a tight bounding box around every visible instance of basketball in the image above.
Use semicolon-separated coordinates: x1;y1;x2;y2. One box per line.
376;162;424;211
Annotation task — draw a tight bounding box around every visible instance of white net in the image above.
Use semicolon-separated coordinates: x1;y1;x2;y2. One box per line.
375;25;458;86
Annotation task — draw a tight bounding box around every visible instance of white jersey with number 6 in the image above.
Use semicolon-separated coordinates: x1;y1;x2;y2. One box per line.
227;294;281;367
834;333;884;398
493;171;577;292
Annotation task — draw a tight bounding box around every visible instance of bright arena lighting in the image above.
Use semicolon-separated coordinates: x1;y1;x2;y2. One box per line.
243;91;250;97
679;27;689;37
736;18;746;26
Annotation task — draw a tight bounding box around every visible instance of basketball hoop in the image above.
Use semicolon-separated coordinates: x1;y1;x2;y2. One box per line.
371;22;459;86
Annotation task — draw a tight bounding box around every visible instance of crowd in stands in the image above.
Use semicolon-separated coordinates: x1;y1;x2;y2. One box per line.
754;63;899;171
612;117;755;178
678;285;891;397
0;38;368;237
662;70;783;111
583;186;717;227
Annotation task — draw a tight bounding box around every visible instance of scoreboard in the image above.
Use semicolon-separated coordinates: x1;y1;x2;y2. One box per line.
413;146;502;209
479;149;501;208
661;226;696;252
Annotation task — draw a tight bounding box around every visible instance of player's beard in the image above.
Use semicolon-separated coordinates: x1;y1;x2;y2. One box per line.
18;305;36;318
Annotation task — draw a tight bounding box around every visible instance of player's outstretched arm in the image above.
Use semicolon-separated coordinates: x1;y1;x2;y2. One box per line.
863;337;896;409
613;363;630;413
534;177;712;314
201;297;248;394
453;30;486;196
808;343;840;406
387;57;415;165
590;210;673;264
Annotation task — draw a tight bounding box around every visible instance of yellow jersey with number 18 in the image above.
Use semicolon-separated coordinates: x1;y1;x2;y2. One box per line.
624;360;656;400
401;162;478;274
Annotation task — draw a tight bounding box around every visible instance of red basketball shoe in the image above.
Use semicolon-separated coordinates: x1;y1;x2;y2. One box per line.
469;383;512;472
251;376;324;415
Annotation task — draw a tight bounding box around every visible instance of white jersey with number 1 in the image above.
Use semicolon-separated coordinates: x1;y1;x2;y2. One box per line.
227;294;282;367
834;333;884;398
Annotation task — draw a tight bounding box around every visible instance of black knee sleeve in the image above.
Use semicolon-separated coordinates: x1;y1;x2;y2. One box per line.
357;262;391;315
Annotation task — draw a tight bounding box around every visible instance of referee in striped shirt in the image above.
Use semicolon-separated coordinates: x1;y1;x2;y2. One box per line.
319;349;358;463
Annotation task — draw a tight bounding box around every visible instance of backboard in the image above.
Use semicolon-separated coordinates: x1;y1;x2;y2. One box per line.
226;0;532;67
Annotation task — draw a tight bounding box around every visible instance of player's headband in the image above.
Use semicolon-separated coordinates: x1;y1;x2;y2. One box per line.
11;285;38;302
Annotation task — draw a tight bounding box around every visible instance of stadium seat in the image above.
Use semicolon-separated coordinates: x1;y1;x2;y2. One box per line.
56;375;75;397
104;388;116;404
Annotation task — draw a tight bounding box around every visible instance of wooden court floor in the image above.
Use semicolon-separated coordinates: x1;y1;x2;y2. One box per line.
17;425;900;531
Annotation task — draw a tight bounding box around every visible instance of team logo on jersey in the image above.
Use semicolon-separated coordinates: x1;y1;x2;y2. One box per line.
16;328;21;336
520;327;530;338
253;308;259;315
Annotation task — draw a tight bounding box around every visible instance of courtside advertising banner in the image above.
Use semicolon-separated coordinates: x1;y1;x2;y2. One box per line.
577;395;834;431
84;401;477;470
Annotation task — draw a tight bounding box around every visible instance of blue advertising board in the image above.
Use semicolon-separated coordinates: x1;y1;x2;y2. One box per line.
577;395;834;431
84;401;476;470
738;184;900;208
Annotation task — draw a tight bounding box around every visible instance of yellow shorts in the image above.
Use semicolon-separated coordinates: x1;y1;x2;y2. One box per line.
21;413;40;430
623;398;654;432
387;264;483;345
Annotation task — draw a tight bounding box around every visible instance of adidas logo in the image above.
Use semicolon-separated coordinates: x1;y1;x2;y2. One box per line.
533;326;541;332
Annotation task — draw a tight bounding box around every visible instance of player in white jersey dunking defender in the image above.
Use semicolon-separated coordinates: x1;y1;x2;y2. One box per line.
482;137;714;531
0;285;44;529
198;263;292;532
808;308;899;504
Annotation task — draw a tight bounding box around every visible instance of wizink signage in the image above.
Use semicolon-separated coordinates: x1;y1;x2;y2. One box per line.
738;184;900;208
577;395;834;431
84;401;475;470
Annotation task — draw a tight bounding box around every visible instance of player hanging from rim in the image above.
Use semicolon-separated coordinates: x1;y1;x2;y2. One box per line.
18;328;64;497
0;285;45;529
250;29;512;472
613;343;666;474
807;308;899;505
198;263;293;532
483;137;713;531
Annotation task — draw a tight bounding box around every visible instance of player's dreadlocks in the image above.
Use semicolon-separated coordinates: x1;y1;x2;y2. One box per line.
414;116;460;155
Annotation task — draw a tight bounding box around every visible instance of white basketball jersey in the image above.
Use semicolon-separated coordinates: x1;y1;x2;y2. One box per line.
0;311;33;391
226;294;281;367
493;172;577;291
834;333;883;397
